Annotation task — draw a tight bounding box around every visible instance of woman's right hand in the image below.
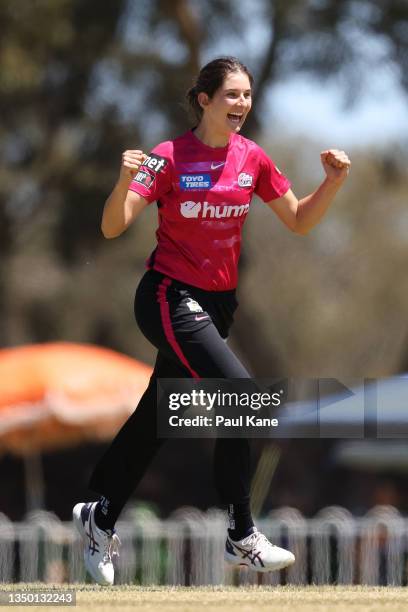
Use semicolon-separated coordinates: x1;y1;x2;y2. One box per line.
119;150;147;182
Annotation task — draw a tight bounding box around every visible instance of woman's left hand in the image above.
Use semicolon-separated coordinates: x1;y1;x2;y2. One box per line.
321;149;351;184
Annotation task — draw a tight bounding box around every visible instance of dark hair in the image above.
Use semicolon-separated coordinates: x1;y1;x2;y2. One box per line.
186;56;254;122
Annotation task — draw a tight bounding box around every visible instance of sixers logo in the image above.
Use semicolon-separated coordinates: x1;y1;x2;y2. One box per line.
238;172;253;187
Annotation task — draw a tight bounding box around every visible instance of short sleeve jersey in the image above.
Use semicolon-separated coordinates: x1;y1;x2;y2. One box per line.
129;129;291;291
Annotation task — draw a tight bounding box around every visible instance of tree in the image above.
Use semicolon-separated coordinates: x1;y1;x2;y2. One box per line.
1;0;408;373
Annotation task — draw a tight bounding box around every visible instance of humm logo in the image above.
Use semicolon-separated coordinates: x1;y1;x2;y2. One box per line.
180;201;250;219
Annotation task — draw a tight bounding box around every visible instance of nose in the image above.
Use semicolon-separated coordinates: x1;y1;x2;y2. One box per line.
237;93;250;107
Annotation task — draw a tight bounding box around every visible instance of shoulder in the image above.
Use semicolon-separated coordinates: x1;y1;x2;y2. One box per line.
145;140;175;176
150;130;194;160
150;139;174;157
232;134;267;159
155;130;193;149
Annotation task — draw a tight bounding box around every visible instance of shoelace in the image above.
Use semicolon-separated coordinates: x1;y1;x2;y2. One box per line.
242;531;275;550
102;532;121;563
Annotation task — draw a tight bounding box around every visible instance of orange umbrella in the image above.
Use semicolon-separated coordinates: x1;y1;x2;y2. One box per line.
0;342;152;510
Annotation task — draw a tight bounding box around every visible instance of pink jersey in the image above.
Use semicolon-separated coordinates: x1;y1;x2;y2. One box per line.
129;129;291;291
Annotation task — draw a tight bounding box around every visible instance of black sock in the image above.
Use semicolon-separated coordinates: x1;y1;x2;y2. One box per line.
227;501;255;541
93;496;124;532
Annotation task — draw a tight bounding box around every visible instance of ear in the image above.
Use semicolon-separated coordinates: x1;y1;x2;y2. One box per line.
197;92;210;109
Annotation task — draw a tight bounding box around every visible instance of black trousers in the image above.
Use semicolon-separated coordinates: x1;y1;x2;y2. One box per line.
89;269;252;508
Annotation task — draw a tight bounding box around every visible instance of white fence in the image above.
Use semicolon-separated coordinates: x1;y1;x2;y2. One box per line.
0;505;407;585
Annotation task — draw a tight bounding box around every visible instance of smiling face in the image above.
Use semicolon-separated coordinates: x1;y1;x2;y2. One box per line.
198;71;252;137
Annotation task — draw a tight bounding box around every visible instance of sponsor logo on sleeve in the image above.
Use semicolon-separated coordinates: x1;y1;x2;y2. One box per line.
238;172;253;187
180;174;212;190
141;153;168;174
134;168;156;188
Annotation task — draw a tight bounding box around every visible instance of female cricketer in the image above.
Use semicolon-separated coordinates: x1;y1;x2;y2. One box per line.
73;57;351;585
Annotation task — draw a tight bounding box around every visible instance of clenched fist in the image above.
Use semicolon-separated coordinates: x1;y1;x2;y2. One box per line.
321;149;351;184
119;150;147;182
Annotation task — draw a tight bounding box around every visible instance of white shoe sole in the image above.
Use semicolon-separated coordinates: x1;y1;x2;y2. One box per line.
224;550;295;573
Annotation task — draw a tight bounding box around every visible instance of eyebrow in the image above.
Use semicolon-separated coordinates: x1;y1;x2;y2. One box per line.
225;88;252;93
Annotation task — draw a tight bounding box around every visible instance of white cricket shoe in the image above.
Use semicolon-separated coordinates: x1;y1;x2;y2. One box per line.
225;527;295;572
73;501;121;586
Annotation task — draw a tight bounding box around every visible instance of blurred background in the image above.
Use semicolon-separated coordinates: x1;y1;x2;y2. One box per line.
1;0;408;581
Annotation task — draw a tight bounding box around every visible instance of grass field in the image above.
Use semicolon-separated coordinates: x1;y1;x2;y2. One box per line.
1;585;408;612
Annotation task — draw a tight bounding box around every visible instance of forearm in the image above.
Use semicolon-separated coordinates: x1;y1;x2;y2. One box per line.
295;178;343;234
101;176;133;238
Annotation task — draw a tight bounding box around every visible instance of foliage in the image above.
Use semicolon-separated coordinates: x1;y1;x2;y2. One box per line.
1;0;408;376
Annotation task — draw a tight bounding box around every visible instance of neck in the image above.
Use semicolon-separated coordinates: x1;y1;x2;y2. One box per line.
193;120;231;148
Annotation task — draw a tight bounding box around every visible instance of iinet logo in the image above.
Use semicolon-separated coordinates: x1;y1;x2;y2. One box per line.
180;201;250;219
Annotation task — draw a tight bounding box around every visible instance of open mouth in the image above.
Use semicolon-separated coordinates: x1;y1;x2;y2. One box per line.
227;113;244;124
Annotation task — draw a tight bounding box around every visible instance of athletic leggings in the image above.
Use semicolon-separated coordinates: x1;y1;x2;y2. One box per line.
89;269;252;509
